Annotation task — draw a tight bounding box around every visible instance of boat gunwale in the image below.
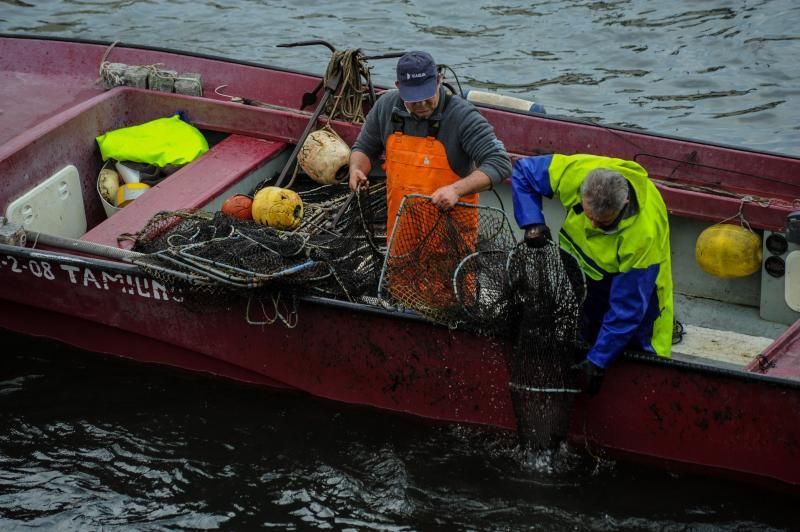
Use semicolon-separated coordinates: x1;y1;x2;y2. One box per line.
2;32;799;163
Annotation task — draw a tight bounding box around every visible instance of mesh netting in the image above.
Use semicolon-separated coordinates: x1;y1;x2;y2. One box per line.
126;187;585;449
380;196;585;448
506;245;584;449
127;181;386;307
379;195;518;331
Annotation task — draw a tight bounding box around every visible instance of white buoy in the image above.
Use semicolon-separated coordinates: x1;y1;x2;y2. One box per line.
465;90;545;114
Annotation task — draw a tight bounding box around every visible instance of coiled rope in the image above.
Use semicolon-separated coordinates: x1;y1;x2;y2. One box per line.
323;49;373;124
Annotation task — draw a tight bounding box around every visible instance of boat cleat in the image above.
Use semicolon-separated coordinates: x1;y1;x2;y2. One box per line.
0;216;25;246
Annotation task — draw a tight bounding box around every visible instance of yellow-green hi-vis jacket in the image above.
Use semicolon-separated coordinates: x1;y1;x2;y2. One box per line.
511;153;673;368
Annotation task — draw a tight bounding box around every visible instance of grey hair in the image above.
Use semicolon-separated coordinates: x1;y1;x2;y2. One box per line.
580;169;628;216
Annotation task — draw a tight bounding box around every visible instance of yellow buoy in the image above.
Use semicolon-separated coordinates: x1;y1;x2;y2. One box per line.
251;186;304;230
297;127;351;185
695;223;762;278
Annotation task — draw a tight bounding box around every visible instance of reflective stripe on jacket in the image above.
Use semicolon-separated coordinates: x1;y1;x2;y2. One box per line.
511;153;673;367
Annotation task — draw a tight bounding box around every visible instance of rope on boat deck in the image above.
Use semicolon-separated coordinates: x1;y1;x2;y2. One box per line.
245;292;298;328
322;49;373;124
98;40;120;76
652;178;798;214
721;197;754;231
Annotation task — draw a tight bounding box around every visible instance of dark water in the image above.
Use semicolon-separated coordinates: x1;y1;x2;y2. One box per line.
2;1;800;529
1;0;799;155
1;332;796;531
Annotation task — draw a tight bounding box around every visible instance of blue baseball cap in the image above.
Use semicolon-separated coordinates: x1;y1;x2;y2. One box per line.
396;51;438;102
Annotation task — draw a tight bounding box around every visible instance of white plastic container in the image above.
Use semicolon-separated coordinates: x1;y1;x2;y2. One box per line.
785;250;800;312
97;177;121;218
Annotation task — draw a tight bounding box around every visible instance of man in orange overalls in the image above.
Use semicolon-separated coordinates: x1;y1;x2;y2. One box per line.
348;51;511;240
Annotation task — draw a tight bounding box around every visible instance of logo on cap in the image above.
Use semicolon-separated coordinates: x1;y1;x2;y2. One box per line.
396;51;438;102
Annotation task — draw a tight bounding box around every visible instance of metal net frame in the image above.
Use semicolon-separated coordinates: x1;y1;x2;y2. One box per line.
378;195;518;332
126;181;387;308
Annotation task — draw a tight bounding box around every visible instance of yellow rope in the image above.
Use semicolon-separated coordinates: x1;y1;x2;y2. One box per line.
322;49;372;124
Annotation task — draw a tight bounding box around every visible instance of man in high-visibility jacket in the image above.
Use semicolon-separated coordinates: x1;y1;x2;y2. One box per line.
348;50;511;240
512;154;673;393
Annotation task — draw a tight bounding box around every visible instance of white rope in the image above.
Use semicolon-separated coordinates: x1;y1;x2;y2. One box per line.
245;292;298;328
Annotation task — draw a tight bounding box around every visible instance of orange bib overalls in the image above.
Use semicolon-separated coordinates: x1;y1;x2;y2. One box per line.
384;132;478;242
383;130;479;313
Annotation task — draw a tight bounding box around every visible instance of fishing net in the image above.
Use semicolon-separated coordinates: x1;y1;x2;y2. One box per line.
506;245;584;449
126;185;584;448
379;196;585;449
126;181;386;309
378;195;518;331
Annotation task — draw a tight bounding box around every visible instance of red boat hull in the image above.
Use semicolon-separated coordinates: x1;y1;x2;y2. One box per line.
2;36;800;493
1;247;799;491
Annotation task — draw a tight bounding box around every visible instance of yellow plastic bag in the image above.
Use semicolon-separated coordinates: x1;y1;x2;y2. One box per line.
96;114;208;167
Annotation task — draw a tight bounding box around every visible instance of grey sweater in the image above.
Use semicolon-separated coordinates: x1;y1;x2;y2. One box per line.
351;88;512;186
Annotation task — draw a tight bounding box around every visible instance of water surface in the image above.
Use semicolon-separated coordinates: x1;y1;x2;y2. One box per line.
1;0;798;155
2;1;800;529
1;333;796;530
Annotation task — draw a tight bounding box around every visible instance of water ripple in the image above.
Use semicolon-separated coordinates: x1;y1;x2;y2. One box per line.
713;100;786;118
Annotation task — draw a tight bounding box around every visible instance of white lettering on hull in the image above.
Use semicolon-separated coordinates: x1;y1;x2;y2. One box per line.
0;255;182;302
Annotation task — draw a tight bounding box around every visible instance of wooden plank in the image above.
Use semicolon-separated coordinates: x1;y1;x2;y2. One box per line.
674;324;773;367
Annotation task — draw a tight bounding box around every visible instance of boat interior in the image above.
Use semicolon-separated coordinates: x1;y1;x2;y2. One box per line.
2;38;800;382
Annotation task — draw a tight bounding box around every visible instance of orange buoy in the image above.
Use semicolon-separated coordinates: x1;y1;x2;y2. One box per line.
221;194;253;220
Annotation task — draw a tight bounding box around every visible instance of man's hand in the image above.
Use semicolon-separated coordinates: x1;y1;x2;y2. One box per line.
523;224;552;248
349;167;369;192
570;359;605;396
431;184;459;210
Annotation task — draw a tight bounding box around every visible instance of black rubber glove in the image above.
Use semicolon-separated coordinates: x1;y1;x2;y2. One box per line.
523;224;552;248
570;359;605;396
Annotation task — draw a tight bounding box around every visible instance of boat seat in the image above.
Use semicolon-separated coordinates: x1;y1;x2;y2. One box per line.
81;134;287;248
